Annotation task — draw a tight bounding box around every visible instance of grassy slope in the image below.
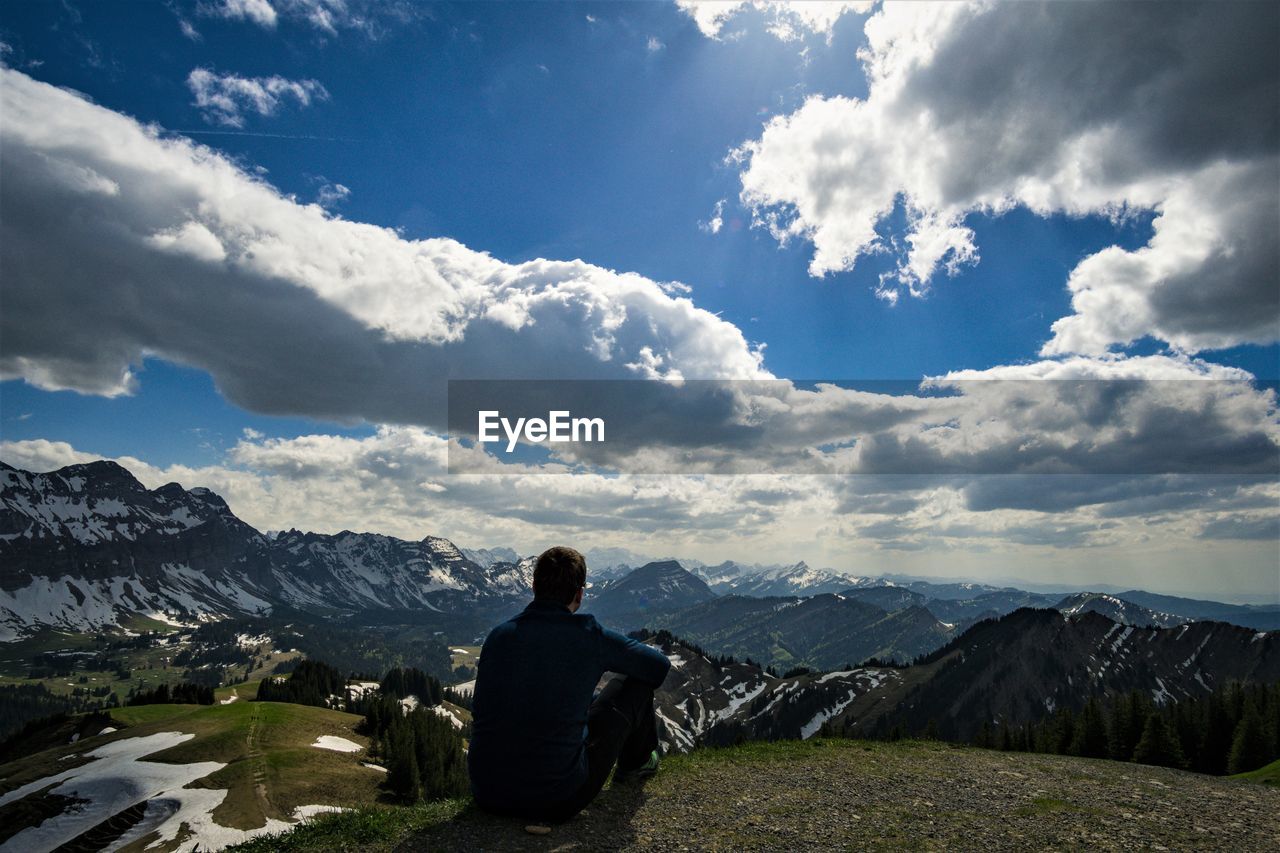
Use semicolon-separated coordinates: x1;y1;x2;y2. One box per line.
0;700;388;851
230;739;1280;853
1233;757;1280;785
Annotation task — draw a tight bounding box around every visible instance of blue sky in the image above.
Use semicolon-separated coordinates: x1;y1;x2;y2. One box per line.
1;1;1277;599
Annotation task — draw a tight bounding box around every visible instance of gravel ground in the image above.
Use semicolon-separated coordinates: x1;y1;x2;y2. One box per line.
395;740;1280;852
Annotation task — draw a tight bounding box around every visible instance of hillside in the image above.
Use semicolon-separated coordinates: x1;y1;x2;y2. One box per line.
229;739;1280;851
0;696;388;851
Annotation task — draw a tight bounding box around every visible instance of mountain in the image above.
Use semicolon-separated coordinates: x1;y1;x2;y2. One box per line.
654;593;955;669
1053;592;1186;628
692;560;863;597
1115;589;1280;630
909;588;1061;626
459;546;520;569
827;608;1280;742
266;529;527;615
586;561;716;631
0;460;532;639
839;585;930;613
1;460;280;639
583;547;706;582
639;632;905;752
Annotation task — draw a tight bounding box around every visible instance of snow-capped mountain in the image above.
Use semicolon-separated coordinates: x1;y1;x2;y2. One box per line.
1053;592;1187;628
696;561;862;597
0;461;532;639
459;546;521;569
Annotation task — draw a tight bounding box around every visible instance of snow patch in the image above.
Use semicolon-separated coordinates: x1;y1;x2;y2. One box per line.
311;735;363;753
0;732;224;852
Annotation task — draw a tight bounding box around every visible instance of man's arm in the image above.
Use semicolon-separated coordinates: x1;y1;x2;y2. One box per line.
599;626;671;688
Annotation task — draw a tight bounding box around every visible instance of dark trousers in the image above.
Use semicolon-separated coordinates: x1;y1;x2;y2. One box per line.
536;676;659;823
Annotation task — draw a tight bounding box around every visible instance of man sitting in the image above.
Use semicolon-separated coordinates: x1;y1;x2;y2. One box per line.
468;545;671;823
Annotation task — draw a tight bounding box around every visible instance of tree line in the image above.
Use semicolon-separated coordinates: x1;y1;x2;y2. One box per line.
255;660;346;707
979;680;1280;775
126;682;215;706
360;693;469;802
256;659;471;802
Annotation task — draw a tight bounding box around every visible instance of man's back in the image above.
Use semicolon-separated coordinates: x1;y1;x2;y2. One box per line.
468;599;670;812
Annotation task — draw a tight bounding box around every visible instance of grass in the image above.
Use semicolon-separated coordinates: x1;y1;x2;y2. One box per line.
448;646;479;671
228;800;467;852
1233;757;1280;786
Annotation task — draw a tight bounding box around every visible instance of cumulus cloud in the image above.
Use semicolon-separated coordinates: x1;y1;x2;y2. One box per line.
731;1;1279;354
443;354;1277;483
4;431;1277;598
676;1;871;41
0;68;766;424
187;68;328;127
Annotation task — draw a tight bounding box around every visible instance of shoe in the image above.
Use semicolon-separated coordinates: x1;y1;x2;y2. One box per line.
615;749;660;783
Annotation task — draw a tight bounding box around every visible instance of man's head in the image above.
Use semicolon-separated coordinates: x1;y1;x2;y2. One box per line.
533;545;587;611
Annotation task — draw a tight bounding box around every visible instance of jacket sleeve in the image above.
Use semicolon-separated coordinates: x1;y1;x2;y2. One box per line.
598;625;671;688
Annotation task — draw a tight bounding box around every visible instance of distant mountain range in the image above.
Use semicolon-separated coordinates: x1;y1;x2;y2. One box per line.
654;593;953;670
3;459;1278;765
3;460;1277;665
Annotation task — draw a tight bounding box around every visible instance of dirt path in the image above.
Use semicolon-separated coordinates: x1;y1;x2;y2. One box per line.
246;702;273;819
396;741;1280;851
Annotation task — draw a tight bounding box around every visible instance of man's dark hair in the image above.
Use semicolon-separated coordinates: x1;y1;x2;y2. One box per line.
533;546;587;605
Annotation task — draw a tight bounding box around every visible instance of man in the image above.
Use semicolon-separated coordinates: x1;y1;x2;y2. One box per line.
468;545;671;823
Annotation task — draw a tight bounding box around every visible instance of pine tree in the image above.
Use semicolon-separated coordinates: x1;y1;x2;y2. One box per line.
1197;690;1235;775
1228;702;1270;775
1132;714;1185;769
386;720;421;801
1108;695;1134;760
1074;697;1109;759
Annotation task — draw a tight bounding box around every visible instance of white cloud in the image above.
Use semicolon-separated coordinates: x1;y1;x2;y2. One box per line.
699;199;725;234
212;0;278;29
4;428;1277;599
187;68;328;127
731;1;1280;354
677;1;871;41
314;180;350;208
0;67;767;418
646;36;665;53
206;0;406;37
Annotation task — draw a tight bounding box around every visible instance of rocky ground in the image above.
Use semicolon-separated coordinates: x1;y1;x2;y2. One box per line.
394;740;1279;851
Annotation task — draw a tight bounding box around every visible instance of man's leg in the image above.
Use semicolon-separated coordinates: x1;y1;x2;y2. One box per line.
600;676;660;773
539;676;660;822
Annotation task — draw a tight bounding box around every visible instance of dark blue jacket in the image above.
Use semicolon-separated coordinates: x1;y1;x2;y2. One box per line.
468;599;671;810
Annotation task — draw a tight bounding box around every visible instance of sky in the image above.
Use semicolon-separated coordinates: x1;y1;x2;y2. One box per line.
0;1;1277;601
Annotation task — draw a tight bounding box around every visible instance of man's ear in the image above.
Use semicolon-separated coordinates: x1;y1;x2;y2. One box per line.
571;587;584;611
